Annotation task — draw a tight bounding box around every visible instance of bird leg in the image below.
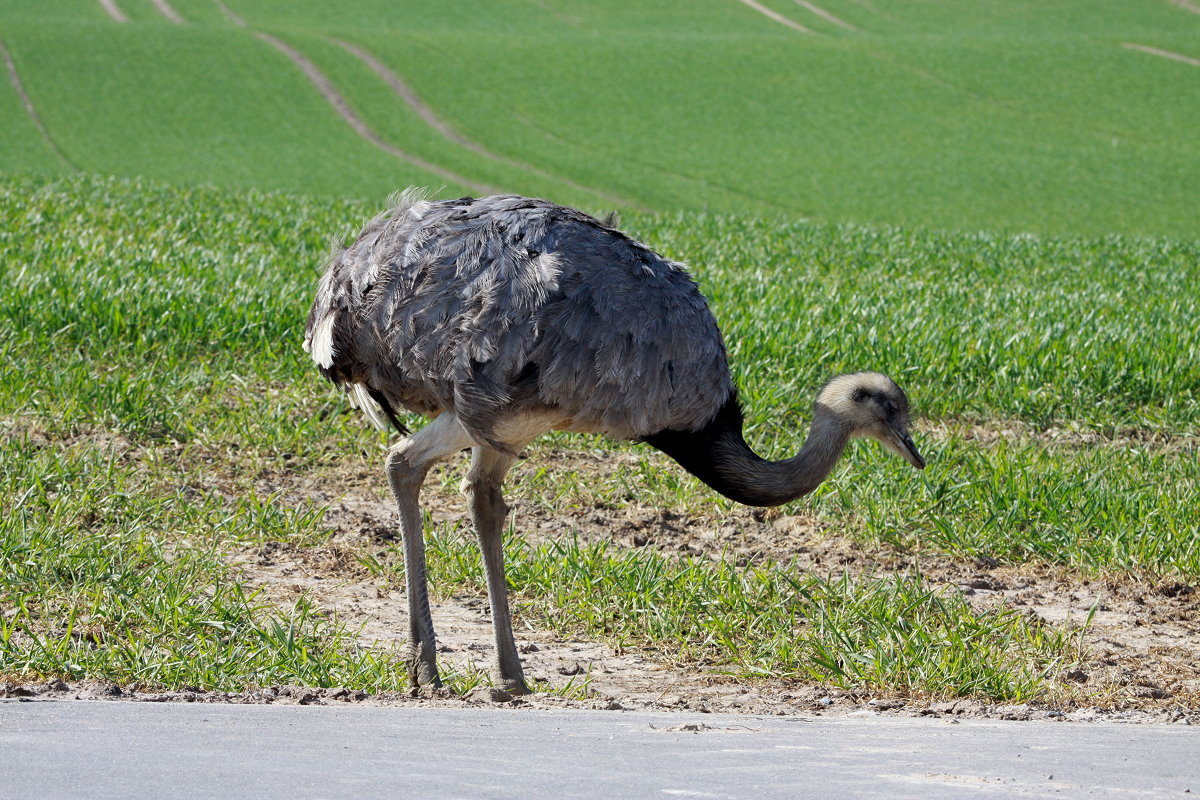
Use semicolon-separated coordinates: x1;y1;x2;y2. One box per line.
466;446;529;695
385;413;475;693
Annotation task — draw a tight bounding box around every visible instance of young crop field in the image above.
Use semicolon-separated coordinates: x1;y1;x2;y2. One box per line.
1;0;1199;233
1;175;1197;718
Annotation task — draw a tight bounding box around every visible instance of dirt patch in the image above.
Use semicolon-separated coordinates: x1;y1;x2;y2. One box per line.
5;425;1196;722
186;446;1200;722
920;418;1200;452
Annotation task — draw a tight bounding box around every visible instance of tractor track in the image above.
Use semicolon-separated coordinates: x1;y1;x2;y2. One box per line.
1122;42;1200;68
0;35;76;170
330;39;640;209
149;0;185;24
99;0;185;25
206;3;633;207
96;0;127;23
736;0;814;33
253;32;498;196
211;0;246;27
790;0;859;31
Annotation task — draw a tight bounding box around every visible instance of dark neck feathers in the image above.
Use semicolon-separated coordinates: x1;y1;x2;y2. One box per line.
640;394;852;507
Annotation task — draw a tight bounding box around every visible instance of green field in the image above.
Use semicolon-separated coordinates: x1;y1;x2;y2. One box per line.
1;175;1196;704
2;0;1199;233
1;2;1198;708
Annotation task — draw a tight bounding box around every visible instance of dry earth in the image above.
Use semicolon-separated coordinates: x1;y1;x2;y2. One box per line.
15;435;1197;723
239;447;1200;723
3;420;1197;724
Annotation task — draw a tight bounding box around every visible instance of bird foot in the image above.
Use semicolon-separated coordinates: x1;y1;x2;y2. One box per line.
407;661;443;696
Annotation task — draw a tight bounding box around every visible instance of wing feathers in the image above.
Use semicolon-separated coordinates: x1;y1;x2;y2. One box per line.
303;192;732;442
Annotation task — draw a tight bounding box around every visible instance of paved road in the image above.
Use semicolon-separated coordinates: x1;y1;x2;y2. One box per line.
1;700;1195;799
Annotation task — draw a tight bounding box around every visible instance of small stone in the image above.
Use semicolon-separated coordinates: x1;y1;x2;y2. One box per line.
867;698;904;710
469;687;514;704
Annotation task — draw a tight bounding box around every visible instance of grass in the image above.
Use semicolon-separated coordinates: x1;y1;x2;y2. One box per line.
822;433;1200;575
419;531;1073;701
0;438;408;691
1;1;1199;233
1;174;1196;700
0;18;468;197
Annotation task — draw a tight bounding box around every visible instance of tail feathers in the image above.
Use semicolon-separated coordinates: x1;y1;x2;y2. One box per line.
348;383;410;434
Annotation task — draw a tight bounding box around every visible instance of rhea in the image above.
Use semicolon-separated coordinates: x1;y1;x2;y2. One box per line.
304;190;925;694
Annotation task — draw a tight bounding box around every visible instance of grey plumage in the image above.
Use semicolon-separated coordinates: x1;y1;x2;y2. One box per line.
304;190;924;694
305;190;732;450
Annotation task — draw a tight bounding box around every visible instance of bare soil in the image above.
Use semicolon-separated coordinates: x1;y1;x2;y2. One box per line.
3;416;1197;722
14;442;1189;723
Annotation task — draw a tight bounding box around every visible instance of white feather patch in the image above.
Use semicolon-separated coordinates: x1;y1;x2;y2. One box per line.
309;313;337;369
534;252;562;291
348;383;390;431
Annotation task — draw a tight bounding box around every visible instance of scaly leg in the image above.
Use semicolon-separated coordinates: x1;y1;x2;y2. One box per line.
466;446;529;694
386;413;474;692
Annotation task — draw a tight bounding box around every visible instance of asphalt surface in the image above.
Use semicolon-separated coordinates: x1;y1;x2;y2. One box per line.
1;700;1196;799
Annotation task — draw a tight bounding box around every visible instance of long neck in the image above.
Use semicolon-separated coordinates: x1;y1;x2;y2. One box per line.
641;396;852;508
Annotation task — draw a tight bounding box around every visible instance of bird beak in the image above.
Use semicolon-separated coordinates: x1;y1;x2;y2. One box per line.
886;426;926;470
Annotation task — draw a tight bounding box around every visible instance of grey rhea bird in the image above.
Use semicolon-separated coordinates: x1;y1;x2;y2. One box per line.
303;189;926;694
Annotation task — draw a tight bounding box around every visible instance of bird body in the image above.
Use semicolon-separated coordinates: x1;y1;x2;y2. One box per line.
306;190;733;450
305;190;924;694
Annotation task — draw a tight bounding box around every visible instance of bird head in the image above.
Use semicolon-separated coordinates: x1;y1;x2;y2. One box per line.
815;372;926;469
